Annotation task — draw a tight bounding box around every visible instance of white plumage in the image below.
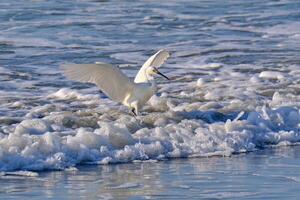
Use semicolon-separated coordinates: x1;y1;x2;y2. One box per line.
61;49;170;116
134;49;170;83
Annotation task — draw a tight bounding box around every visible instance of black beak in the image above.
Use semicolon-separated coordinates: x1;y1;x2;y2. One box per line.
155;69;170;80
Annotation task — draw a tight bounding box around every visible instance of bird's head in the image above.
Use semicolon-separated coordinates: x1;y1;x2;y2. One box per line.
146;66;169;80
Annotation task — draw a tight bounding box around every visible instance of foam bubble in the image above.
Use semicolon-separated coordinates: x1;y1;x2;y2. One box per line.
259;71;285;80
14;119;52;135
48;88;99;101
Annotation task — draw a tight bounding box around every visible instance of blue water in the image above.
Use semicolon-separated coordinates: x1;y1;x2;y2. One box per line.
1;0;300;199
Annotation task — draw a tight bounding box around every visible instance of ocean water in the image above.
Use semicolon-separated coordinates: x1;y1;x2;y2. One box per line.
1;146;300;200
0;0;300;198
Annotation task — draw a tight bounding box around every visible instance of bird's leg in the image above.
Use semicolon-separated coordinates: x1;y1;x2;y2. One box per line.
131;108;137;117
130;101;139;117
130;107;144;125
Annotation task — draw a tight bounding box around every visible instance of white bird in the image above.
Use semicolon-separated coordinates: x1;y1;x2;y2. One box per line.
61;49;170;116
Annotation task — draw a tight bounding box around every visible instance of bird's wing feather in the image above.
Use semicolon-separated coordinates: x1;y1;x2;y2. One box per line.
141;49;170;69
134;49;170;83
61;63;133;102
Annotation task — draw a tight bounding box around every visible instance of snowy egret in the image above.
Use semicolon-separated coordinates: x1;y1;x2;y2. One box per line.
61;49;170;116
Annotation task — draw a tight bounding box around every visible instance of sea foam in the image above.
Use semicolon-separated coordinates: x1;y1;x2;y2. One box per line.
0;90;299;171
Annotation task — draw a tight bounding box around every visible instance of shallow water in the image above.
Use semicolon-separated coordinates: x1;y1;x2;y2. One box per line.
1;146;300;199
0;0;300;184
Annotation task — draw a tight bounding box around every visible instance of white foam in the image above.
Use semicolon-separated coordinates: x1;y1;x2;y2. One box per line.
190;63;223;70
196;78;206;87
14;119;52;135
263;22;300;36
109;182;140;189
48;88;100;101
259;71;285;80
1;170;39;177
0;36;63;48
0;97;299;171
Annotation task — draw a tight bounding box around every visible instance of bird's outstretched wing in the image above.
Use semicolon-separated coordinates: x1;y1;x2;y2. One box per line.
61;63;133;103
134;49;170;83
